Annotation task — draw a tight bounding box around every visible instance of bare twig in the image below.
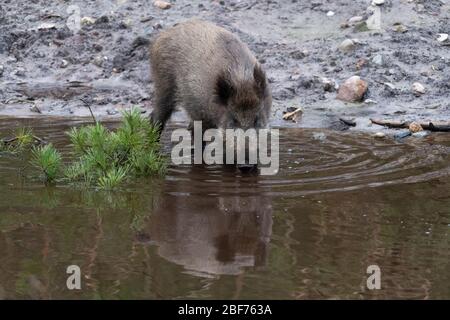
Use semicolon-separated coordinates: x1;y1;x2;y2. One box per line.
80;98;97;123
370;119;450;132
370;119;407;128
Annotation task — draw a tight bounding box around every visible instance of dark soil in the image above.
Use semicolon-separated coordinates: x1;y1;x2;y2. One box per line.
0;0;449;132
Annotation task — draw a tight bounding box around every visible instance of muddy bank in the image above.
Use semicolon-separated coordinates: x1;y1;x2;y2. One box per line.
0;0;449;131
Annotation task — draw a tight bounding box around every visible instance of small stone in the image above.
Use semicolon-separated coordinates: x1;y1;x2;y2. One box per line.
0;65;3;76
37;22;56;30
81;17;96;25
153;0;172;9
437;33;449;43
393;23;408;33
339;39;356;53
394;130;412;140
384;82;396;90
366;6;381;30
372;54;383;66
92;56;104;67
321;77;337;92
364;98;378;104
372;0;385;5
120;18;132;29
336;76;368;102
409;122;423;133
374;132;385;139
60;59;69;68
412;131;429;138
326;11;335;17
282;107;303;122
412;82;425;96
348;16;364;24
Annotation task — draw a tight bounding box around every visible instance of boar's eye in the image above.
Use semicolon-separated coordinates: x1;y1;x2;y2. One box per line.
215;73;235;105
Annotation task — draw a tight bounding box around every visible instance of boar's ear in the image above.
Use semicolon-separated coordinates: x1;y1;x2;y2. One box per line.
253;63;267;97
215;72;235;105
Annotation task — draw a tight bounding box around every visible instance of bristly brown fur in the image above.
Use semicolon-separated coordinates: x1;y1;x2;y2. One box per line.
149;19;272;131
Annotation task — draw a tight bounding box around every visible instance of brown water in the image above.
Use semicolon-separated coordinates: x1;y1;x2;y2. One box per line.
0;118;449;299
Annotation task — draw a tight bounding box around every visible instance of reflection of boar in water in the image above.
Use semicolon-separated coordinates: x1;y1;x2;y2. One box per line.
141;193;273;276
149;19;272;132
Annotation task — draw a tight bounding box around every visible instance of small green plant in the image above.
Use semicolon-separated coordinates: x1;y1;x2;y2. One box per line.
31;144;62;183
97;166;130;190
2;107;166;189
63;108;166;189
1;127;36;153
15;127;35;150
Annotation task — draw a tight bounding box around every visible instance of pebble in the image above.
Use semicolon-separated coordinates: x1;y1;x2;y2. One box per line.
372;0;385;5
372;54;383;66
336;76;368;102
153;0;172;9
437;33;449;43
394;131;411;140
37;22;56;30
326;11;335;17
0;65;3;76
412;131;429;138
409;121;423;133
81;17;96;25
348;16;364;24
364;98;378;104
374;132;385;139
412;82;425;96
321;77;337;92
60;59;69;68
393;23;408;33
92;56;106;67
384;82;396;90
339;39;356;52
366;6;381;30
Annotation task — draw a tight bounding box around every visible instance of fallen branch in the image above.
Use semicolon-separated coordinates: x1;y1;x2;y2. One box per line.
370;119;450;132
370;119;407;128
427;122;450;132
282;107;303;123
